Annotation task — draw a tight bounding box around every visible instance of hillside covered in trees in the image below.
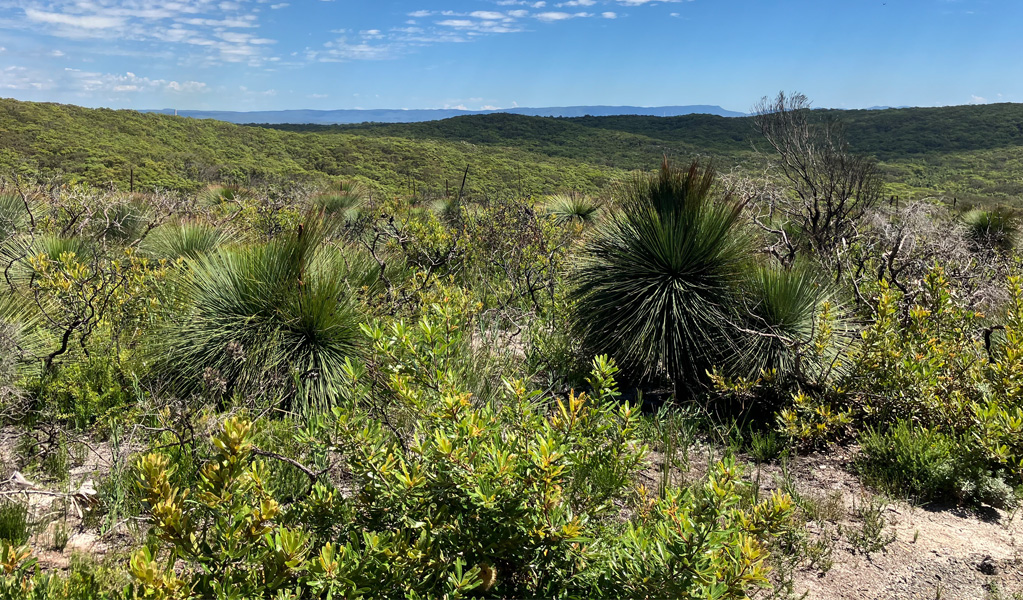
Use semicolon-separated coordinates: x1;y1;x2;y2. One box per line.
3;98;1023;204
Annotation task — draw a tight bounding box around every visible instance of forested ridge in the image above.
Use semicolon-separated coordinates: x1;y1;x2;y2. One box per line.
3;97;1023;202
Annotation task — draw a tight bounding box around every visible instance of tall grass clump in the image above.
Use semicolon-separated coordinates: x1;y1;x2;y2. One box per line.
546;193;601;224
30;235;93;263
197;184;251;209
740;262;839;380
311;181;368;226
142;221;233;260
158;218;363;411
97;198;153;242
0;501;29;545
0;193;29;239
962;208;1016;250
571;160;751;390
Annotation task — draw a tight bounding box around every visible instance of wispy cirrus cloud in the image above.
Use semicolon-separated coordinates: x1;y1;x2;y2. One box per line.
306;2;634;64
0;63;208;98
1;0;280;65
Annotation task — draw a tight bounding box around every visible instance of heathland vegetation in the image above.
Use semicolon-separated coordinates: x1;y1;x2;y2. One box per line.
4;97;1023;203
1;92;1023;597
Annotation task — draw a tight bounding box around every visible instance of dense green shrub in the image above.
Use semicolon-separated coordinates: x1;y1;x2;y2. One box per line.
841;266;1023;505
0;503;28;546
858;420;1014;507
130;356;792;599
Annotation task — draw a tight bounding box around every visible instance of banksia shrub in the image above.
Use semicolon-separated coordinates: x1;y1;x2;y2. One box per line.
132;358;792;599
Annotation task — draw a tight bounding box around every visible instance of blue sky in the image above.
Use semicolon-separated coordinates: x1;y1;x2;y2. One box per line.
0;0;1018;112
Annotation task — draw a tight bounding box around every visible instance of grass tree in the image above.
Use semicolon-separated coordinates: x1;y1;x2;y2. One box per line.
962;208;1017;251
571;160;752;394
0;193;30;240
545;193;602;225
739;262;842;384
142;221;234;260
158;217;364;412
311;180;369;227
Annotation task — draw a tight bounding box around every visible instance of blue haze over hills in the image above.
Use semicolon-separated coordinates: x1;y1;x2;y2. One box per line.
143;105;746;125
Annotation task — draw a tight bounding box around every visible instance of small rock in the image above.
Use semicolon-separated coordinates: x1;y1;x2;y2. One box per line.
977;555;997;576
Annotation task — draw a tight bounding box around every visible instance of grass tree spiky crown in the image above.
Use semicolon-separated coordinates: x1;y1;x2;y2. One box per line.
158;216;364;412
572;159;751;391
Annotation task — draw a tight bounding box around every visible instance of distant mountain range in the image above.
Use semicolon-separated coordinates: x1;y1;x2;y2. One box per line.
142;105;746;124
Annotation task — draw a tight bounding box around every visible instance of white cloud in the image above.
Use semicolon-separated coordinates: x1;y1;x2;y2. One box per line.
535;11;586;21
970;94;988;104
437;19;475;27
0;66;52;90
167;80;208;93
306;0;658;64
24;8;124;29
270;3;288;8
13;1;280;66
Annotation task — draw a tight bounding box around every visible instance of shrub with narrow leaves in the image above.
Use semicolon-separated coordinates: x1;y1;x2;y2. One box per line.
132;351;792;599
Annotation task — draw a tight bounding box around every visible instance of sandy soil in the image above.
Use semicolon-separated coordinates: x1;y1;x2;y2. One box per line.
652;444;1023;600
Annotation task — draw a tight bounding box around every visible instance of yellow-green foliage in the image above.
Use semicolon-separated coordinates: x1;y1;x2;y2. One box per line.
848;266;1023;500
853;268;984;430
131;351;792;599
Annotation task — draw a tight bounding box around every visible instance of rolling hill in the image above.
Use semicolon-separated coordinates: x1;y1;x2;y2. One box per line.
2;97;1023;204
142;104;745;125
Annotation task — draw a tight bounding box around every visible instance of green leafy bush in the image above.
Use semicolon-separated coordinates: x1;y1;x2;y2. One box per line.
859;420;1017;509
858;420;965;503
846;267;1023;505
131;356;793;599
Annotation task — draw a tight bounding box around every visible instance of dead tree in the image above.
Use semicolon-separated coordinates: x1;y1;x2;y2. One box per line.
752;92;883;260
